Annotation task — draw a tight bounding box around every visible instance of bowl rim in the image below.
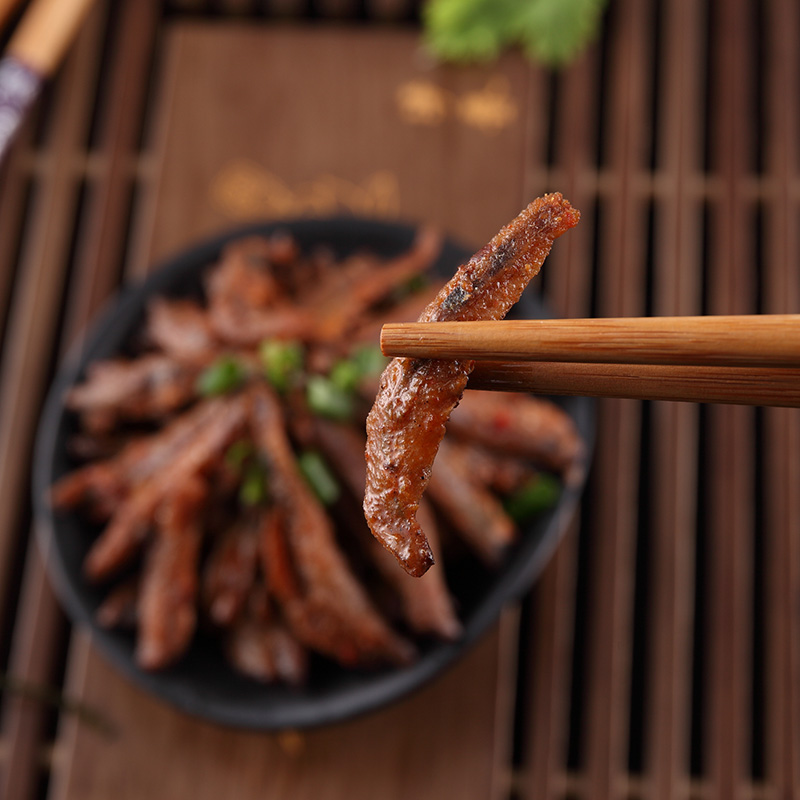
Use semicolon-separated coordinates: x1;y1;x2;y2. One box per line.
32;216;595;730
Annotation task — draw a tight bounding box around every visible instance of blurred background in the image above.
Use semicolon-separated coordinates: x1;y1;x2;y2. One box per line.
0;0;798;798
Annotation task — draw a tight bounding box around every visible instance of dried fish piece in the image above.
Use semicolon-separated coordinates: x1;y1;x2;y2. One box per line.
202;514;260;627
144;297;217;362
364;194;580;575
351;280;445;348
52;400;222;515
84;395;248;582
427;439;516;566
251;384;414;667
206;236;313;345
66;355;199;431
448;390;585;484
137;476;207;670
224;582;308;685
310;417;461;640
52;220;585;682
96;577;139;630
455;440;537;495
303;228;442;342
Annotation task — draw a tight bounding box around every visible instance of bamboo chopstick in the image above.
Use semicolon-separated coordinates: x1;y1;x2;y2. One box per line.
0;0;95;162
468;362;800;407
380;315;800;368
380;315;800;406
4;0;95;75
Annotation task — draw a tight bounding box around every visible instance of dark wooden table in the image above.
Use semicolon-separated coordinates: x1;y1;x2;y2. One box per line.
0;1;798;798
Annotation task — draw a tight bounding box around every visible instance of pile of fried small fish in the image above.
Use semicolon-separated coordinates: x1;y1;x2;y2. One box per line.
52;222;583;684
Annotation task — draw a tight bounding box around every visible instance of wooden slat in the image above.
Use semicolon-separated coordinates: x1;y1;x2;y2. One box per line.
0;3;161;798
364;0;414;22
0;0;102;656
169;0;209;10
0;8;103;798
540;58;597;320
0;528;67;800
219;0;258;13
0;117;36;349
263;0;308;16
646;1;703;796
316;0;359;17
762;0;800;797
491;607;523;800
524;47;599;800
63;0;159;347
583;0;651;796
704;0;756;796
50;626;511;800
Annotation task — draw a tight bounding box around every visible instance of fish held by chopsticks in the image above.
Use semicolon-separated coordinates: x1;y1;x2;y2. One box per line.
363;193;580;577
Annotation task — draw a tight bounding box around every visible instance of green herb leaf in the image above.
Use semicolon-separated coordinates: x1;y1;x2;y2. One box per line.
424;0;515;62
503;473;561;522
306;375;354;421
225;440;253;469
298;451;340;506
329;359;362;394
423;0;608;68
196;357;246;397
239;460;269;507
405;273;430;294
350;344;389;378
513;0;608;66
259;339;304;393
391;273;431;303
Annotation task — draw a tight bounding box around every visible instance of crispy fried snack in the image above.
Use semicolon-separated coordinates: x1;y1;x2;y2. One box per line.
364;194;580;576
310;418;461;640
66;355;200;433
250;384;414;667
96;576;139;629
52;399;222;516
224;580;308;685
53;221;585;683
427;438;516;566
137;476;207;670
144;298;217;362
202;515;260;627
447;390;586;485
206;236;314;344
303;227;441;342
83;395;248;581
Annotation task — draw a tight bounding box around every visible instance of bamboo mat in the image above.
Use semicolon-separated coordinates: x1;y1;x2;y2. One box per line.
0;1;798;799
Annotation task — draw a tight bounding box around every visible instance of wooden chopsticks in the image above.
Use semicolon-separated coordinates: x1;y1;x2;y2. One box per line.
3;0;95;75
0;0;95;163
380;315;800;407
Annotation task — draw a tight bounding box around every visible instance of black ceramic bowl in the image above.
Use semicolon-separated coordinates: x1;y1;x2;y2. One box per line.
33;217;594;730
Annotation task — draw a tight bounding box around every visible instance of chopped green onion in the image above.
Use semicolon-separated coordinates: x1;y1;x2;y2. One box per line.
350;344;388;377
196;357;246;397
298;451;340;506
225;440;253;469
239;461;269;507
391;273;430;303
259;339;304;392
306;375;354;421
404;273;429;294
329;359;362;393
503;474;561;522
